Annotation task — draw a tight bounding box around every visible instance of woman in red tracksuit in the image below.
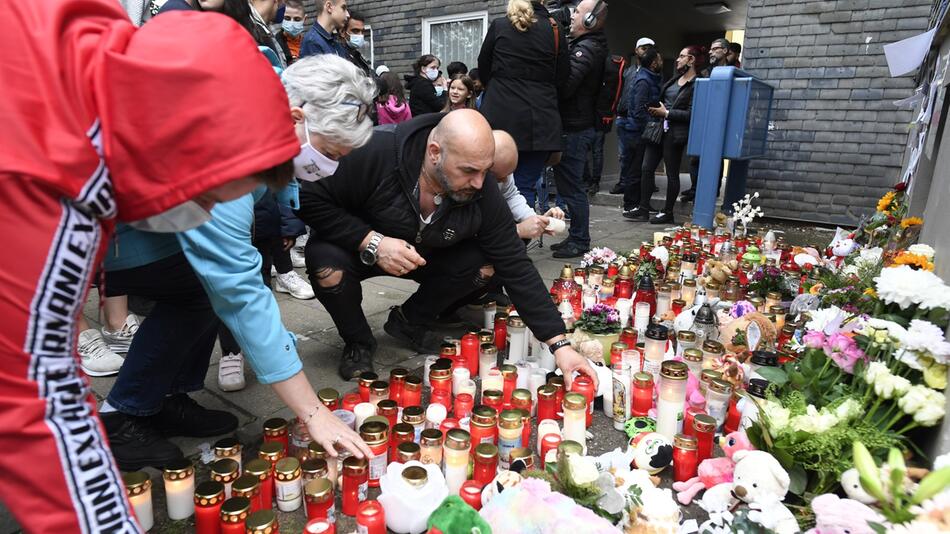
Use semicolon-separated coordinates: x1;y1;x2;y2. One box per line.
0;2;299;532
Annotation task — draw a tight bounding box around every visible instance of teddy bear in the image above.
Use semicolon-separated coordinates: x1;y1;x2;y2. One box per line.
672;430;754;505
700;450;800;534
805;493;884;534
840;468;877;504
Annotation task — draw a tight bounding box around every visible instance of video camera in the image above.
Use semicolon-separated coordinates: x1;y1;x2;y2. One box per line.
547;0;608;32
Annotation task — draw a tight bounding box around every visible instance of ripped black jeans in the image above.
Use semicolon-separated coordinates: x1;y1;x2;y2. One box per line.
305;239;491;347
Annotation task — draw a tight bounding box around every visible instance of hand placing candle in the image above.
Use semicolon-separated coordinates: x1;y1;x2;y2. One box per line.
548;340;599;390
306;402;374;460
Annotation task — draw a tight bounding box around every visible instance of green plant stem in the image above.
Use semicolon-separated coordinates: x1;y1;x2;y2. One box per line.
865;397;884;422
884;410;907;432
805;358;833;391
895;421;920;435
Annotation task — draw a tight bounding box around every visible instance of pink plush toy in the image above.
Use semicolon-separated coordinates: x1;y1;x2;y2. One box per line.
671;430;755;505
806;493;884;534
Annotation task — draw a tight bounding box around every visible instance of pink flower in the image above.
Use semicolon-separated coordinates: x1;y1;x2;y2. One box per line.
825;333;854;354
803;331;827;349
830;345;866;374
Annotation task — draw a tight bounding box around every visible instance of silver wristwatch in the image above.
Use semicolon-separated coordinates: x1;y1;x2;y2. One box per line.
360;232;383;265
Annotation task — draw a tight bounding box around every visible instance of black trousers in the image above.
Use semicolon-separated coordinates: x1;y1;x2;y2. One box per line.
640;135;687;213
305;239;490;346
621;139;649;210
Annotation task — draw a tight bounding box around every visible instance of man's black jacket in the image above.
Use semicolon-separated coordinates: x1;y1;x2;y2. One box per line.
295;113;566;341
560;31;608;132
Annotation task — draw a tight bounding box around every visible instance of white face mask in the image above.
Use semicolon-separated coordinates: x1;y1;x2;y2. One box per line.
282;20;305;36
127;200;212;233
349;34;365;48
425;67;439;81
435;85;446;96
293;119;340;182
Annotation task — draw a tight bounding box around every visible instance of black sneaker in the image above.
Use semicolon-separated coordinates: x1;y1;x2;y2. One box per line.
550;238;573;252
622;207;650;221
552;242;589;259
384;306;444;353
339;341;376;381
679;189;696;202
102;411;184;471
650;211;674;225
609;183;625;195
423;310;467;328
154;394;238;438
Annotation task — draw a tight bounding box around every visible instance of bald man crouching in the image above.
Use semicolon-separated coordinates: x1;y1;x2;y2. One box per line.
296;110;598;388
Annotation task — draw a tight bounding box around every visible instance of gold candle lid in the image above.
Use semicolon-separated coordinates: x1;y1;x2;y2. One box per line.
700;369;723;383
392;422;415;439
370;380;390;394
396;441;422;463
693;414;717;433
360;420;389;444
511;388;532;403
363;415;389;429
429;366;451;380
244;458;271;479
498;364;517;377
122;471;151;496
445;428;471;451
301;458;328;479
232;474;261;496
274;457;301;480
683;348;703;363
709;378;734;395
213;437;242;457
304;478;333;504
194;480;225;506
498;409;523;429
766;291;782;300
475;443;498;460
342;456;368;475
478;332;494;344
402;406;425;424
377;399;398;414
220;496;251;523
537;384;556;400
674;433;698;450
163;458;195;481
211;458;239;482
420;428;443;447
390;367;409;381
358;372;379;389
259;441;285;463
480;343;498;355
702;340;725;354
563;392;586;411
482;389;503;403
307;442;328;461
317;387;340;405
633;372;653;387
245;509;278;533
262;417;288;435
506;316;525;329
403;375;423;391
677;330;697;342
401;465;428;488
660;361;688;380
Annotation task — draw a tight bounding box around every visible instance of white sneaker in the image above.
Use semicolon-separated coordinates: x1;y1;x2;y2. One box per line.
290;248;306;268
101;315;140;354
275;271;315;300
218;352;246;392
78;329;125;377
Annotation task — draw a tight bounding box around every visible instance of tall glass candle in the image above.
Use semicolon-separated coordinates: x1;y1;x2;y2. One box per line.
219;497;250;534
656;285;672;318
163;459;195;520
402;406;425;441
693;414;717;462
701;340;725;370
429;365;452;403
194;481;225;534
461;331;480;376
571;374;595;427
452;367;471;397
681;279;697;307
359;421;389;488
469;406;498;450
676;330;697;359
483;300;497;330
497;409;524;470
506;316;527;364
341;457;368;516
474;443;499;485
402;376;422;408
390;422;415;460
643;324;668;384
369;380;389;407
443;429;471;495
376;399;398;430
389;368;408;406
673;434;699;482
426;403;447;430
478;344;498;382
396;441;422;463
262;418;289;455
494;312;509;352
420;428;444;465
499;365;518;406
548;376;565;420
123;471;154;531
211;458;240;499
454;392;475;421
358;372;378;402
244;458;275;511
274;457;303;512
682;348;703;377
536;385;557;422
562;393;587;452
631;372;654;416
301;458;329;484
634;301;651;336
612;362;632;430
318;387;341;411
705;378;733;430
656;361;688;439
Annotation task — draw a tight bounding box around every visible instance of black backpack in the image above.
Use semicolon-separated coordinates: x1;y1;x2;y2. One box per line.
594;53;627;132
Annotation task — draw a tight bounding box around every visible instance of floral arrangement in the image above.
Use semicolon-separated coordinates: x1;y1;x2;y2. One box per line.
855;182;922;251
582;247;622;269
731;192;764;236
747;264;793;299
574;303;622;335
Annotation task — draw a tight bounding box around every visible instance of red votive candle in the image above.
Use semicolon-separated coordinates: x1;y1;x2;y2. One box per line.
356;500;386;534
571;374;595;427
218;497;250;534
631;372;654;417
673;434;699;482
693;415;716;463
194;481;225;534
460;480;485;511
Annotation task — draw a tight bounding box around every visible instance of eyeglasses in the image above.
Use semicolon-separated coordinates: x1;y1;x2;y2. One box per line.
341;100;370;122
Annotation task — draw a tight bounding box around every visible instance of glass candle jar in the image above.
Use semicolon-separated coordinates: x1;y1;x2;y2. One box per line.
232;474;263;513
547;375;565;420
557;440;585;467
608;341;628;367
493;312;509;352
672;434;699;483
472;443;499;485
306;443;336;489
376;399;398;430
342;392;362;412
540;433;561;468
358;372;378;403
620;327;638;352
402;406;425;442
506;315;527;364
682;404;706;438
612;362;632;430
396;441;422;463
765;291;782;310
274;457;303;512
570;374;595;428
389;368;408;406
356;500;386;534
497;409;524;470
245;509;278;534
420;428;444;465
429;364;453;401
656;285;672;318
681;279;697;307
219;496;251;534
426;403;448;429
671;298;686;317
194;481;225;534
701;340;725;369
482;389;504;412
163;458;195;520
562;392;587;452
304;519;336;534
244;458;275;511
693;414;717;462
705;378;733;430
369;380;389;407
213;437;243;474
656;361;688;439
389;422;414;460
318;387;341;411
682;348;703;377
123;471;154;531
510;447;534;472
483;300;497;330
536;384;557;422
704;281;721;301
643;323;668;384
510;388;532;416
443;429;471;495
469;405;498;450
676;331;697;359
262;418;289;456
478;343;498;383
211;458;240;499
461;331;480;377
359;421;389;488
452;367;471;400
352;402;376;432
499;364;518;406
631;372;654;417
454;392;475;421
341;456;368;516
724;390;743;434
401;375;422;408
301;458;329;485
290;417;313;460
698;369;722;397
748;350;779;384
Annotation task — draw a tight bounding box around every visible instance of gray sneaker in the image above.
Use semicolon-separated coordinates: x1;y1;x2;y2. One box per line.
101;314;140;354
78;329;124;377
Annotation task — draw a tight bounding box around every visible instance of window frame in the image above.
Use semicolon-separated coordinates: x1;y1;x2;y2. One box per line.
421;10;490;63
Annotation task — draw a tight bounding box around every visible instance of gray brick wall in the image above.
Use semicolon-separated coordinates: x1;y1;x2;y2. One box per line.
742;0;931;224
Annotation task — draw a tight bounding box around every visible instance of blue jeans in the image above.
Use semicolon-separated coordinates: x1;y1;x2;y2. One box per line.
513;151;549;212
583;130;606;184
104;253;219;416
554;128;594;247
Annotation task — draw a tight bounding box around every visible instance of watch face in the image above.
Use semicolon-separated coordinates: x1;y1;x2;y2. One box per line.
360;249;376;265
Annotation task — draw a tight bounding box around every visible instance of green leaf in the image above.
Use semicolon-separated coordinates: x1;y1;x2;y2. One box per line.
789;464;808;495
772;446;795;469
868;522;887;534
880;313;909;327
756;366;789;386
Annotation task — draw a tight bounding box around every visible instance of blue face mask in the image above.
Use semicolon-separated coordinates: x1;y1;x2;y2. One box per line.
349;34;365;48
282;20;305;36
435;85;446;97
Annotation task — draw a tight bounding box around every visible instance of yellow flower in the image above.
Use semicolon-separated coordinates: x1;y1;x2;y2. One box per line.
893;252;935;271
877;191;896;213
923;362;948;390
864;288;877;298
809;282;824;295
900;217;923;228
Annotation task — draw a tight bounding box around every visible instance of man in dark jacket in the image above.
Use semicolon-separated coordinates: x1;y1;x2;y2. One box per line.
296;110;598;385
621;48;663;216
610;37;654;194
299;0;348;58
550;0;608;259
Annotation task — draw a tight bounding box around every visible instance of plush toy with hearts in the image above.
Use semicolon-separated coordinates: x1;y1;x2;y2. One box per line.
671;430;754;505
